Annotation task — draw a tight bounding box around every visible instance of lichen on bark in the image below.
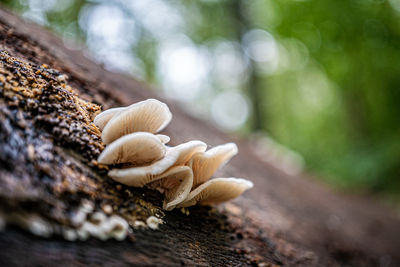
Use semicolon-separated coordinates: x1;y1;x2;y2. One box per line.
0;50;165;239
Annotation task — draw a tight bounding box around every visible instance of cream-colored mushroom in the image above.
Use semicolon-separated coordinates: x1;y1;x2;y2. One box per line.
189;143;238;187
156;134;170;144
148;166;193;211
101;99;172;144
93;107;125;131
97;132;166;165
177;177;253;208
109;140;207;187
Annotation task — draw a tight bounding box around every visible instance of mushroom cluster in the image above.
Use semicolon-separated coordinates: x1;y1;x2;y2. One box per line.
94;99;253;210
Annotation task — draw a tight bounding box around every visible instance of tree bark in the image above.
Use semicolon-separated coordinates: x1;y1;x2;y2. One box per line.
0;7;399;267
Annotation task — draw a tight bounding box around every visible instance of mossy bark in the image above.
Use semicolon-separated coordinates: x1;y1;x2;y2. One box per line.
0;7;399;267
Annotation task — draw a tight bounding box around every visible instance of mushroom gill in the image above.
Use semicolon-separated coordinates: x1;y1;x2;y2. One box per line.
189;143;238;187
108;140;207;187
147;166;194;211
93;106;125;131
97;132;165;165
100;99;172;144
177;178;254;208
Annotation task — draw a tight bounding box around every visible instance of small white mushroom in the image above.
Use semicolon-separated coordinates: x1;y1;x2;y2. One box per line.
189;143;238;187
77;227;90;241
71;200;94;226
102;204;113;215
148;166;194;211
101;99;172;144
156;134;170;144
80;221;106;240
77;214;129;241
101;215;129;241
81;200;94;213
97;132;166;165
177;178;253;208
70;210;87;227
62;227;78;241
108;140;206;187
146;216;163;230
27;216;53;238
90;211;107;224
93;107;125;131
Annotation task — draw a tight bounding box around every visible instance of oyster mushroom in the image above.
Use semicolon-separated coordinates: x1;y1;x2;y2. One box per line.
93;98;253;211
177;178;253;208
93;106;125;131
189;143;238;187
100;99;172;144
108;140;207;187
97;132;166;165
148;166;194;211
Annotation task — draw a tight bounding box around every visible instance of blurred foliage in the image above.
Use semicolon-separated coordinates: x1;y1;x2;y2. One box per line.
255;0;400;193
1;0;399;195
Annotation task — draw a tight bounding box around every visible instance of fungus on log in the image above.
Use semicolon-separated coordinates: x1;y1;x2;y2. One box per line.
0;7;400;267
95;100;253;210
99;99;172;144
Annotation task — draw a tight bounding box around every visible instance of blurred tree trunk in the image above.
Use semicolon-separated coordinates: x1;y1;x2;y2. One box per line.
230;0;264;131
0;7;400;267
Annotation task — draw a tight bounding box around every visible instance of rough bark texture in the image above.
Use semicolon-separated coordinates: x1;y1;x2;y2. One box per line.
0;7;399;267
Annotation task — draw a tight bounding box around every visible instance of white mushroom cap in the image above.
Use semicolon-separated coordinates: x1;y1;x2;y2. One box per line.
189;143;238;187
156;134;170;144
148;166;193;211
93;107;125;131
108;140;207;187
177;177;253;208
97;132;166;165
101;99;172;144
